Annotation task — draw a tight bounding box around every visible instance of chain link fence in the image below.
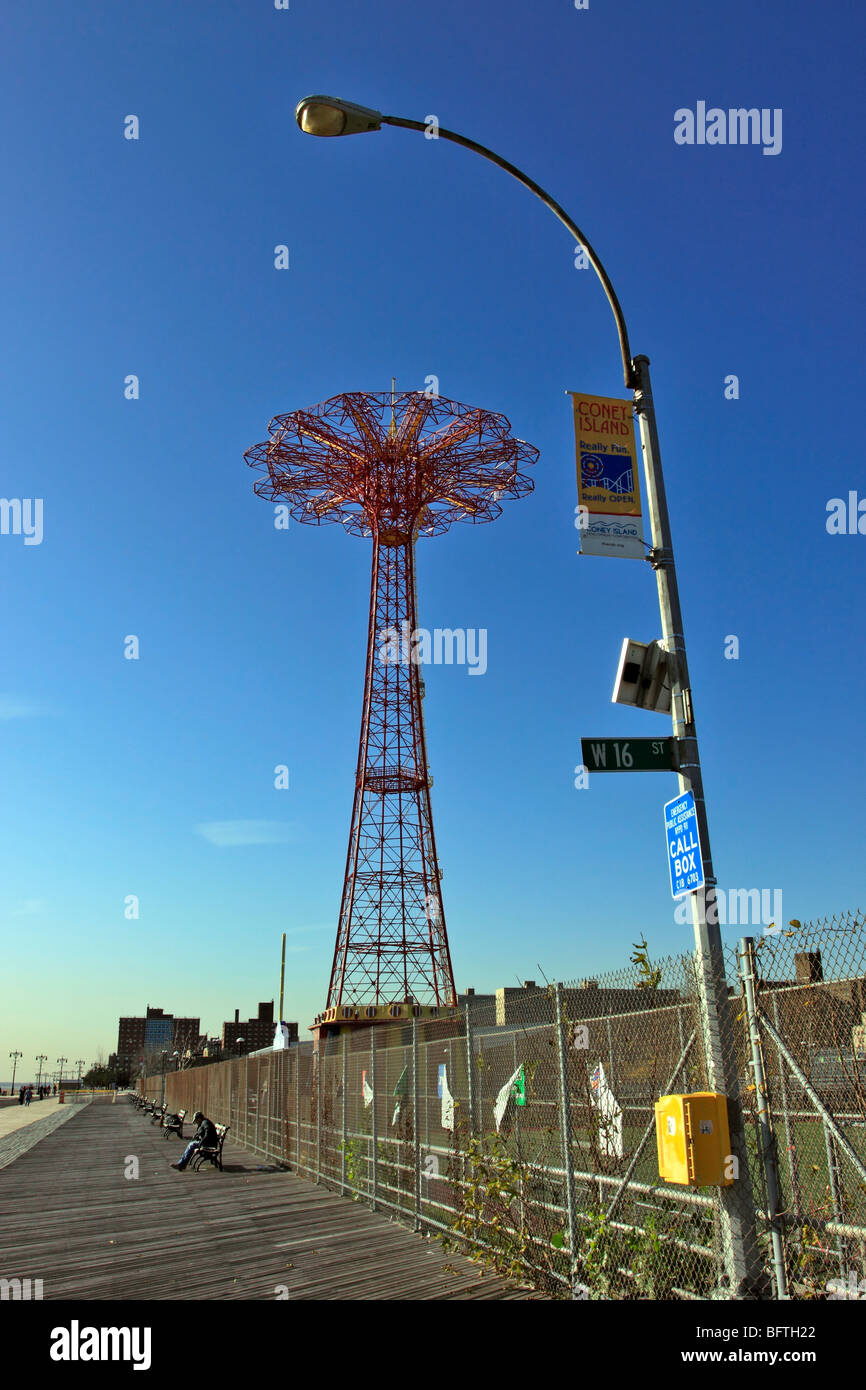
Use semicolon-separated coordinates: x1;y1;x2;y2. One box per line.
727;910;866;1300
143;910;866;1300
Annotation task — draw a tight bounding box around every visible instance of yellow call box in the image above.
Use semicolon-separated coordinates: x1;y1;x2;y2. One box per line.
655;1092;733;1187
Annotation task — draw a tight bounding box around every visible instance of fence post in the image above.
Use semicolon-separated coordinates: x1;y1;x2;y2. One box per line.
738;937;789;1299
606;1015;614;1090
771;992;802;1227
341;1034;348;1196
412;1017;421;1231
295;1048;302;1173
370;1030;378;1210
554;982;579;1298
676;1004;689;1093
823;1123;848;1273
282;1053;289;1166
465;1002;476;1136
513;1031;525;1232
255;1061;261;1155
264;1056;272;1161
316;1043;323;1184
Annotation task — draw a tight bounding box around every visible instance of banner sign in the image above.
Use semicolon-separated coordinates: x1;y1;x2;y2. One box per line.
570;392;644;559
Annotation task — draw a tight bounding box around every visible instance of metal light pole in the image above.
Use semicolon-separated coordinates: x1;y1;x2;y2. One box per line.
294;95;762;1296
56;1056;68;1089
9;1050;22;1094
279;931;286;1022
75;1060;85;1088
36;1054;47;1090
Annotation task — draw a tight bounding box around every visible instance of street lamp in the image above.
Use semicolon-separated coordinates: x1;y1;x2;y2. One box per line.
9;1050;22;1095
295;96;384;140
75;1060;85;1089
56;1056;68;1088
294;94;760;1296
36;1054;47;1091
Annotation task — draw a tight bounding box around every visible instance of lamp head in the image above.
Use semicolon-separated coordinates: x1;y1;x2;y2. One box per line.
295;95;383;137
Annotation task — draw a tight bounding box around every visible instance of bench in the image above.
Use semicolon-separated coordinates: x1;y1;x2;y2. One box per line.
162;1108;186;1140
149;1102;167;1125
191;1123;230;1172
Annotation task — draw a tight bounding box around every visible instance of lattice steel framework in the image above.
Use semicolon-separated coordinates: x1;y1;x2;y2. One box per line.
245;390;536;1009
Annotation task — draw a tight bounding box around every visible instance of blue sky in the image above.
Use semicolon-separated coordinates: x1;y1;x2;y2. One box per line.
1;0;863;1075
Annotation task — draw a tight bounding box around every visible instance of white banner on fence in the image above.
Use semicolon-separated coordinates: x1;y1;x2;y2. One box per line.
441;1066;454;1131
590;1061;623;1159
494;1064;524;1133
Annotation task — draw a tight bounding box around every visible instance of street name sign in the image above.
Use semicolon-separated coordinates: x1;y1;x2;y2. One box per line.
581;737;675;772
664;790;704;898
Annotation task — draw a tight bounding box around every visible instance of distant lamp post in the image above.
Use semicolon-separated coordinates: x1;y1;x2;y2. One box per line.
294;92;761;1297
75;1060;85;1088
9;1050;23;1095
56;1056;68;1088
236;1037;246;1057
36;1054;48;1090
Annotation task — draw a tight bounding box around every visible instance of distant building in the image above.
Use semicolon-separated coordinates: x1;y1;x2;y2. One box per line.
495;979;680;1027
457;987;497;1026
222;1001;298;1053
116;1006;201;1064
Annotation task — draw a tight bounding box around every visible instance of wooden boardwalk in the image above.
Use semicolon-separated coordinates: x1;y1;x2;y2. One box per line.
0;1102;527;1300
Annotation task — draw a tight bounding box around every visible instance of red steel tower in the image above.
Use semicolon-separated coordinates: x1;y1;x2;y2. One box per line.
245;390;536;1022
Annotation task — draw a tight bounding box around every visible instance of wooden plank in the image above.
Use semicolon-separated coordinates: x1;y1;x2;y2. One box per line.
0;1102;529;1301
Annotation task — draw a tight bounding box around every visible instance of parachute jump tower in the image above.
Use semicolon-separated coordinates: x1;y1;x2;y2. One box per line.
245;389;536;1034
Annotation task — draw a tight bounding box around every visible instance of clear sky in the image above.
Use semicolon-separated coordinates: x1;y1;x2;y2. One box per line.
1;0;863;1078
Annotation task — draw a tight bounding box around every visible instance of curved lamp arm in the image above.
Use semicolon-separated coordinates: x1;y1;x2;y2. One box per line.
294;96;635;387
383;116;635;388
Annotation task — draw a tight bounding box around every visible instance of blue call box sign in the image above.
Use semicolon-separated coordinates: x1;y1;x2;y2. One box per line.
664;790;704;898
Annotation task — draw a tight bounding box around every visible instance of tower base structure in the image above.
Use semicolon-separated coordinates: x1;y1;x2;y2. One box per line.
309;1002;454;1047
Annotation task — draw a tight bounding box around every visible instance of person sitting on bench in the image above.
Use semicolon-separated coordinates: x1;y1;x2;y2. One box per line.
171;1111;217;1171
